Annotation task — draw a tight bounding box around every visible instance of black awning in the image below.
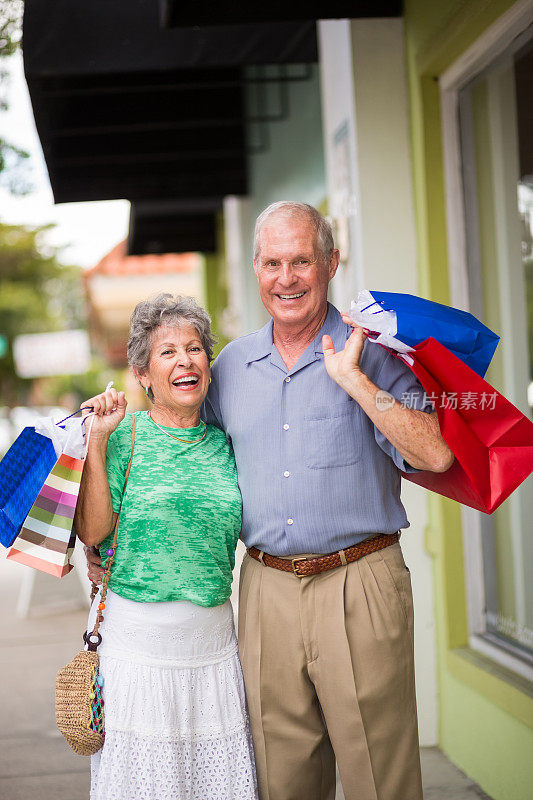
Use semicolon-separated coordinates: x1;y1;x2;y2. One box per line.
23;0;318;217
160;1;402;27
27;64;249;203
128;199;222;255
23;1;317;76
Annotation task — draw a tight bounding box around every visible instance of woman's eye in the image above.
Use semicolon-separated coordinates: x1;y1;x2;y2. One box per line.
189;346;202;353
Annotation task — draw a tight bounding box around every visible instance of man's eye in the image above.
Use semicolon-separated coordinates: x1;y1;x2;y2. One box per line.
295;259;310;266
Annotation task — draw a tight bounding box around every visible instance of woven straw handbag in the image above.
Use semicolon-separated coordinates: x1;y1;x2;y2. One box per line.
55;416;136;756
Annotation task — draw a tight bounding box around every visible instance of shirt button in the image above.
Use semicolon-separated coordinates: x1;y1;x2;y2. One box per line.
287;518;294;525
283;471;290;477
283;423;289;430
285;376;291;383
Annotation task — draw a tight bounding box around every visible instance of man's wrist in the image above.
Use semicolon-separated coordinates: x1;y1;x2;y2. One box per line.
341;367;366;397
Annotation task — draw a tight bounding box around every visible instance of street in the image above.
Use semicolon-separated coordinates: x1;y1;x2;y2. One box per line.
0;555;491;800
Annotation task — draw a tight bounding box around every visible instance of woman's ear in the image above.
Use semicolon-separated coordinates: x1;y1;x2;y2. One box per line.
132;367;149;393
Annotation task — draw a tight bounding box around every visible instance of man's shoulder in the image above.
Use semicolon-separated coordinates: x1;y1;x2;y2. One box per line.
212;325;269;372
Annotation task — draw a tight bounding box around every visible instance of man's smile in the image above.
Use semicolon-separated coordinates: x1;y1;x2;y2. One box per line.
276;291;306;300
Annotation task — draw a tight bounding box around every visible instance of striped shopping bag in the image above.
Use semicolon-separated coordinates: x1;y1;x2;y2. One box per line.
7;451;85;577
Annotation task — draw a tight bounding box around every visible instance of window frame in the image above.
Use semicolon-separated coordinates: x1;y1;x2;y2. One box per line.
439;0;533;683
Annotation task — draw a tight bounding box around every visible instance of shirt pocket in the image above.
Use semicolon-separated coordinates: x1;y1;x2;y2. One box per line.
303;401;362;469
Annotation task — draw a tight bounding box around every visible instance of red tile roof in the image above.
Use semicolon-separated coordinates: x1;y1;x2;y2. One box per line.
85;240;200;277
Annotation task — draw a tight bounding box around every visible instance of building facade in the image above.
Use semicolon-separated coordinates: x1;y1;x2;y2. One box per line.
224;4;533;798
24;2;532;796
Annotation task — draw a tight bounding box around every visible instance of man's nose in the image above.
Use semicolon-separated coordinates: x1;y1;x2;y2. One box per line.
277;263;298;285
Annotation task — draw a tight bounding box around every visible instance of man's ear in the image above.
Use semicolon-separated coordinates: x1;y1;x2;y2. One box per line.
328;249;340;281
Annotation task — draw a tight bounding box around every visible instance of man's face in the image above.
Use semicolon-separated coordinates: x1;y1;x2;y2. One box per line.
254;214;339;330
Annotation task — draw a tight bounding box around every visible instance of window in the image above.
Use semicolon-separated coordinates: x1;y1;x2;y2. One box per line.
441;11;533;678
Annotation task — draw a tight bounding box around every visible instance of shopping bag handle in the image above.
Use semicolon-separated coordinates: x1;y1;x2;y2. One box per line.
56;407;94;426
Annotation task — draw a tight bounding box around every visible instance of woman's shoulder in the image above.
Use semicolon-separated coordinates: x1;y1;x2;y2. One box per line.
206;424;234;455
206;423;229;443
113;411;133;436
109;411;145;448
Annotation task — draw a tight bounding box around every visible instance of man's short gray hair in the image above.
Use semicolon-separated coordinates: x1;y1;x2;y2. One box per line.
127;294;216;400
253;201;334;263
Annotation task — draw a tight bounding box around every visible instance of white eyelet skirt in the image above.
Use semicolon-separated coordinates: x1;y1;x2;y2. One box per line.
87;590;257;800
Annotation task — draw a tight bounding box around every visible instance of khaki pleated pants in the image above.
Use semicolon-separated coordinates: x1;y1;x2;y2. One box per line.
238;542;423;800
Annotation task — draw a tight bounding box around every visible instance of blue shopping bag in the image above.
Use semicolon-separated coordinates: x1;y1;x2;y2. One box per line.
0;427;57;548
360;291;499;377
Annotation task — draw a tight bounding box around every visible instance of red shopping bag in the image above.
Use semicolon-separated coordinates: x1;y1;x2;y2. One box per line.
397;337;533;513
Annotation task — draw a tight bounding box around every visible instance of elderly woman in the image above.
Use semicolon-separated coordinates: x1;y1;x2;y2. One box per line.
75;294;257;800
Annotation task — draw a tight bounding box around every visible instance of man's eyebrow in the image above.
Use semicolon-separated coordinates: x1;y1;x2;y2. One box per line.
262;252;315;260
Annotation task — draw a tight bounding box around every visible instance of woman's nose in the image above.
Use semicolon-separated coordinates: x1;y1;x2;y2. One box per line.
176;349;193;368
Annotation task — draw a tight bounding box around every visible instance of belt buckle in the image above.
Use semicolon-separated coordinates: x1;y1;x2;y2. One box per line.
291;557;308;578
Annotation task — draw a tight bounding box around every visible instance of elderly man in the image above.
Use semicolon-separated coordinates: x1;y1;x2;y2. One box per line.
87;202;452;800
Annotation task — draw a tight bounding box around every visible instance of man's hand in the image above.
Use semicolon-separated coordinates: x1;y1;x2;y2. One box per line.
85;545;104;585
322;313;454;473
322;319;368;391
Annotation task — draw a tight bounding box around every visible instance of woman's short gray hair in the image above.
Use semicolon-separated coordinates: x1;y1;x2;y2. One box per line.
127;294;216;400
253;201;334;264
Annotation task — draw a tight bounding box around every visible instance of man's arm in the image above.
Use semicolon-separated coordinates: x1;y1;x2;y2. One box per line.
323;325;454;473
201;359;224;429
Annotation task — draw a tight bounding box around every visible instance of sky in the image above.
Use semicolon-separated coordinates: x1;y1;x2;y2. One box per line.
0;52;130;268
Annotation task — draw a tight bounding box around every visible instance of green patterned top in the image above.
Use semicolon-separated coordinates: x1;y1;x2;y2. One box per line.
99;411;242;606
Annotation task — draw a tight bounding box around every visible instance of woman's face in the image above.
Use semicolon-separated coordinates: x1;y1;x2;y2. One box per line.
141;323;210;418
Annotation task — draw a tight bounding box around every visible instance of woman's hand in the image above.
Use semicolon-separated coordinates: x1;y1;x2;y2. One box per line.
85;545;104;585
82;388;127;439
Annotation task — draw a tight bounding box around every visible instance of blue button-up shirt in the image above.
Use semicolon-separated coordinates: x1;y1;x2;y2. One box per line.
204;304;432;556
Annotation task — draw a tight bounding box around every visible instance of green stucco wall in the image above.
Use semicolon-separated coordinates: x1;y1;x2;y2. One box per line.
239;64;326;328
404;2;533;798
246;65;326;225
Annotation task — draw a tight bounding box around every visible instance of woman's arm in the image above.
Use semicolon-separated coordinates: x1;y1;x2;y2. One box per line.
74;388;126;547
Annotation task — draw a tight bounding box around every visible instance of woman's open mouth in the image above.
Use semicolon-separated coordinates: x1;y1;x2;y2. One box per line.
172;374;200;390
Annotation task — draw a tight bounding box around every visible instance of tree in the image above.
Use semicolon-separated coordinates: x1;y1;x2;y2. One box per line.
0;0;22;57
0;0;31;194
0;221;85;404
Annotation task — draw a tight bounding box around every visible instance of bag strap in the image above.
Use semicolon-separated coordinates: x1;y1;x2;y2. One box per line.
86;415;137;652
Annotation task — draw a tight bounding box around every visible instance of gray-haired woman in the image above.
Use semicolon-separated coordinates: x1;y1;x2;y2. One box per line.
75;294;257;800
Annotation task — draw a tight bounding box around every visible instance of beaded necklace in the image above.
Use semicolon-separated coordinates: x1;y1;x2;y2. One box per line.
148;411;207;444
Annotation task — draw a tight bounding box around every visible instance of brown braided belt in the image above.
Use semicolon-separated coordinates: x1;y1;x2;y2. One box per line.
247;532;400;578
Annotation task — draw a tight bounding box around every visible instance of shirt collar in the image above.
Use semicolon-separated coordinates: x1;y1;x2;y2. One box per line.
244;303;349;366
313;303;349;355
244;318;275;364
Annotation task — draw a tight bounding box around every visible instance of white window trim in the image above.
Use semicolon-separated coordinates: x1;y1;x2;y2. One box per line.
439;0;533;683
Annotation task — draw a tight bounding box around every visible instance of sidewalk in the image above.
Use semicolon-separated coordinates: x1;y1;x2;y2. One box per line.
0;557;491;800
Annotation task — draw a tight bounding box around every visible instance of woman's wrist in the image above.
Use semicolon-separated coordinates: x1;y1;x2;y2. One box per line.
87;430;111;454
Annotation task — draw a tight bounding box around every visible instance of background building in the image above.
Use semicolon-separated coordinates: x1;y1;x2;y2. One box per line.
22;2;533;797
